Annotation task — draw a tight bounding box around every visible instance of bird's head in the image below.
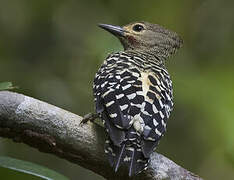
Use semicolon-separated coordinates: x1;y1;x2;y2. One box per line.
99;21;183;60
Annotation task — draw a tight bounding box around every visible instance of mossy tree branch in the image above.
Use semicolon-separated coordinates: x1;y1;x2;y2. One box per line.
0;91;202;180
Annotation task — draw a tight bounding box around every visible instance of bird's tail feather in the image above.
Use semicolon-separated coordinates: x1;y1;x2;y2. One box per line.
105;138;149;176
114;143;125;172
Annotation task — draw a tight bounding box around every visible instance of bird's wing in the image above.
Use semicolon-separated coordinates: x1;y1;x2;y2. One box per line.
137;71;173;157
94;62;144;146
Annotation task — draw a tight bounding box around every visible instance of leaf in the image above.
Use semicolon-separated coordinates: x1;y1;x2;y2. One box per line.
0;82;16;90
0;156;69;180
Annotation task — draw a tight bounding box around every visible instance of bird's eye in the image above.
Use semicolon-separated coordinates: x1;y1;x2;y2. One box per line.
132;24;144;32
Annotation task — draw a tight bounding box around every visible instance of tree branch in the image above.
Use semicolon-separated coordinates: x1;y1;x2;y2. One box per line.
0;91;202;180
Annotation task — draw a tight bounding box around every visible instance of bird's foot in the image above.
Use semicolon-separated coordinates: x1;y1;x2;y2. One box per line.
79;112;99;126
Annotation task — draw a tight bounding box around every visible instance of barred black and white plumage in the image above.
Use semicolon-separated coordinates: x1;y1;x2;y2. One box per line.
93;22;183;176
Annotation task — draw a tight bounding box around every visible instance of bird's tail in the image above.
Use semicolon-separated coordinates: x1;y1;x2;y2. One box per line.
104;138;149;176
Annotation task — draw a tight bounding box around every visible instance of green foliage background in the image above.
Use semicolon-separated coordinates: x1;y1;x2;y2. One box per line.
0;0;234;179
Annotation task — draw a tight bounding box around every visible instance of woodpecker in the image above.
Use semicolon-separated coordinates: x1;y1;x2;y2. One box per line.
93;21;182;176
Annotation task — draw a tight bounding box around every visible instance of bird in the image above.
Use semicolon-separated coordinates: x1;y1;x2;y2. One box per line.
90;21;183;176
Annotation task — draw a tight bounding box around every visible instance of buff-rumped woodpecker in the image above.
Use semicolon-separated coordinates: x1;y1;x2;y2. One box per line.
92;21;182;176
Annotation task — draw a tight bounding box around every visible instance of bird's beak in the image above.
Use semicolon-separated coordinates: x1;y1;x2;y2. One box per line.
98;24;125;37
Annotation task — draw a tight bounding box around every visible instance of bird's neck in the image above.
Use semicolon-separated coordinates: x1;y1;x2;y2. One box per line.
124;49;166;66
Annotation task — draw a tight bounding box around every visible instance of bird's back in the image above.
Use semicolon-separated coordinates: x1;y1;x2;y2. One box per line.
93;51;173;176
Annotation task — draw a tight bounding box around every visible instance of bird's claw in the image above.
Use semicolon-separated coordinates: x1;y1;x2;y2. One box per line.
79;112;99;126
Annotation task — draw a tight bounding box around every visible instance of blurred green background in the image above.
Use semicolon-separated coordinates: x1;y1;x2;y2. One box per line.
0;0;234;179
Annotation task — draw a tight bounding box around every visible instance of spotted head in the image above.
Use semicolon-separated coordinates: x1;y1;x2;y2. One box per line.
99;21;183;60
